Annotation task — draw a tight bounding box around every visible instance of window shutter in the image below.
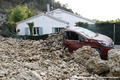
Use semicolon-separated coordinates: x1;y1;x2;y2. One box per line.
39;27;43;35
52;28;55;33
25;27;29;35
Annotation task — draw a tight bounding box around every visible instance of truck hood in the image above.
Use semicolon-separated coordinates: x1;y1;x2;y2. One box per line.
93;34;113;44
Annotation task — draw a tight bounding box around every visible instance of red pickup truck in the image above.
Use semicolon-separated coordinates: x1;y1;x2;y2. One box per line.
63;27;114;59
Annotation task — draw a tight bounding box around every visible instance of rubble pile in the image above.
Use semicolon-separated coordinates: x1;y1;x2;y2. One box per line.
73;46;100;65
73;46;110;74
0;29;120;80
108;49;120;77
0;30;88;80
85;57;109;74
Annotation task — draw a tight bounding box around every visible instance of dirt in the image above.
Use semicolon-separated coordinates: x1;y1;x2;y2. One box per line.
0;29;120;80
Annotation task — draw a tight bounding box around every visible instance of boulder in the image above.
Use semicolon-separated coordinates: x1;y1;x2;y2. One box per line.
16;71;43;80
85;57;109;74
73;46;100;65
23;62;40;70
108;49;120;77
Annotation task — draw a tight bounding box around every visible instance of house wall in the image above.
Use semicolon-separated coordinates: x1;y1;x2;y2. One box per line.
49;10;94;26
17;15;67;35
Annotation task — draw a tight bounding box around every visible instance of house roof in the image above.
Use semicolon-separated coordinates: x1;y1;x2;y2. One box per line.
46;14;69;24
17;13;69;24
49;8;95;23
17;8;95;25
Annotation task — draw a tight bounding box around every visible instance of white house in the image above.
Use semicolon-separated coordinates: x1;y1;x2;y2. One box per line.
17;8;95;35
48;9;95;25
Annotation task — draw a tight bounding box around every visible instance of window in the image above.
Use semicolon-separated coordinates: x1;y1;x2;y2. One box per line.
52;27;64;33
33;27;39;35
25;27;43;35
66;31;79;40
75;27;96;38
65;31;86;41
33;27;43;36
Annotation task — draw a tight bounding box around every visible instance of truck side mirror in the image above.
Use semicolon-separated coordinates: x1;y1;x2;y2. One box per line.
79;36;88;42
84;39;88;42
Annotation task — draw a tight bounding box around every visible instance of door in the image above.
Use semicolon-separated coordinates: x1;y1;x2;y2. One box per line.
64;31;84;52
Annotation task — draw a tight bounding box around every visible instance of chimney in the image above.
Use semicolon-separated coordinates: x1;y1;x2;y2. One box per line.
47;4;50;12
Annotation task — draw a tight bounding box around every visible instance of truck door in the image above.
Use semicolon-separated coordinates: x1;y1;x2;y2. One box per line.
64;31;84;52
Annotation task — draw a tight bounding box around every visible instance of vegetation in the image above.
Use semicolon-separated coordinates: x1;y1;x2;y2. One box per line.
95;19;120;25
75;21;88;26
0;0;73;13
2;22;20;37
2;5;34;37
6;5;34;23
27;22;34;36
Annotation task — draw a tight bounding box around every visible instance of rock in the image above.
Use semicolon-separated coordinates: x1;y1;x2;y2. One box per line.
50;47;56;51
23;62;40;70
73;46;100;65
70;75;77;80
40;72;47;76
108;49;120;77
16;71;43;80
51;42;56;47
85;57;109;74
79;72;91;77
0;70;8;78
33;41;40;46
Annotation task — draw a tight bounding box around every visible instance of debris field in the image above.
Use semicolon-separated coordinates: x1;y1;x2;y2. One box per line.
0;29;120;80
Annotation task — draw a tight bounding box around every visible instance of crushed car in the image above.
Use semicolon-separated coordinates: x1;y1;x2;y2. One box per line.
63;27;114;59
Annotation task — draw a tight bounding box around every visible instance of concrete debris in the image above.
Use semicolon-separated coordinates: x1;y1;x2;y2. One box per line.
73;46;100;65
0;29;119;80
85;57;109;74
15;71;43;80
73;46;110;75
108;49;120;77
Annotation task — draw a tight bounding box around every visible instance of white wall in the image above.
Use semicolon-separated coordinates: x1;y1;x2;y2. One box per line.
17;15;67;35
50;10;94;26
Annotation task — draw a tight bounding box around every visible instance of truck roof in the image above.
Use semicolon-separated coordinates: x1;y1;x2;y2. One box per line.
65;26;96;39
66;26;81;31
65;26;87;32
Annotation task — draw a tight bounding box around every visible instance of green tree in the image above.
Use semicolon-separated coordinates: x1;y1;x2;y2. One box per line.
2;21;20;36
75;21;88;26
27;22;34;36
7;5;34;23
2;5;34;37
95;18;120;25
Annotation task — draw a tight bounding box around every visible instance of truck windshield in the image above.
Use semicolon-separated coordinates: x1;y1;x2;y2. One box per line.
75;28;96;38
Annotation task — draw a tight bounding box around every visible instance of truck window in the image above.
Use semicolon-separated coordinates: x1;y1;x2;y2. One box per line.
79;35;86;41
66;31;79;40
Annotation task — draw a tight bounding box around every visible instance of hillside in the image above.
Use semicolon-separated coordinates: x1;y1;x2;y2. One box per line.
0;0;73;13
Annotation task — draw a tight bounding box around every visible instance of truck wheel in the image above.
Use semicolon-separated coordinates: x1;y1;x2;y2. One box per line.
94;48;102;58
